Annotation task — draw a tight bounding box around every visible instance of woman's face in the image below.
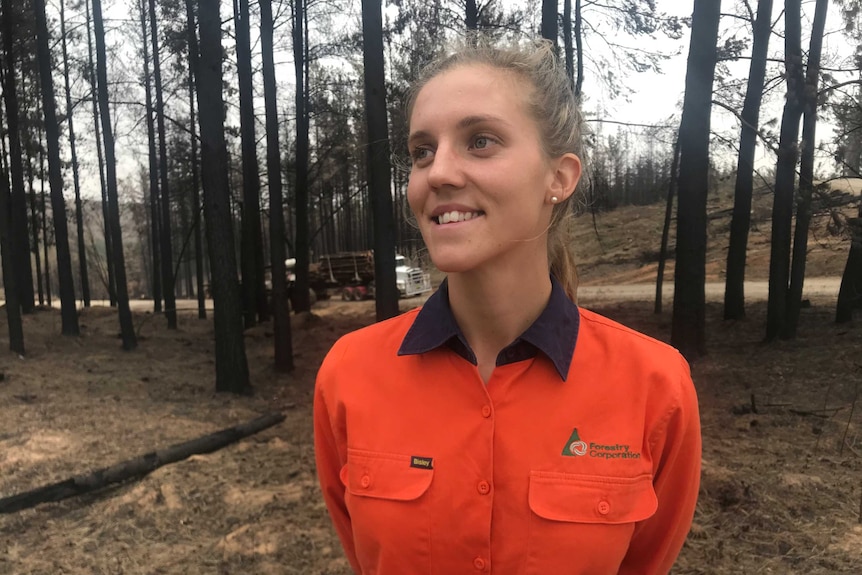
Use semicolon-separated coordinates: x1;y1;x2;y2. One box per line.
407;64;565;276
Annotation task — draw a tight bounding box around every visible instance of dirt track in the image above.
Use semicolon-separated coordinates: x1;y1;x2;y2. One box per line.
577;277;842;303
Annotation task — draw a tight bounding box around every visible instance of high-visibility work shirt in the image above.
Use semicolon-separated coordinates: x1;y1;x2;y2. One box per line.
314;278;701;575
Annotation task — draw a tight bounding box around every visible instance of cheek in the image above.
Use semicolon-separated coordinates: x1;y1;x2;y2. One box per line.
406;177;424;216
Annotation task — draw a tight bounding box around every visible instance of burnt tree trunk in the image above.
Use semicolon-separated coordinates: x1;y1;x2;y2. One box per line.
85;0;114;305
361;0;398;321
197;0;250;393
60;0;90;307
148;0;177;328
138;0;162;311
34;0;79;335
766;0;806;341
655;138;680;315
724;0;773;320
1;0;34;313
93;0;136;349
292;0;312;314
261;0;293;371
671;0;721;360
184;0;205;320
234;0;266;326
785;0;828;338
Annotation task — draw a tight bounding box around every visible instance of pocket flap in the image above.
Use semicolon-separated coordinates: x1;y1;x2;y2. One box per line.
346;449;433;501
529;472;657;525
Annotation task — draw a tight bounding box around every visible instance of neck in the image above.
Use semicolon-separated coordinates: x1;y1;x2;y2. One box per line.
447;258;552;362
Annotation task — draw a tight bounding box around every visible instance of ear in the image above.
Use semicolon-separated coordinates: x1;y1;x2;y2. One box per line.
548;153;582;203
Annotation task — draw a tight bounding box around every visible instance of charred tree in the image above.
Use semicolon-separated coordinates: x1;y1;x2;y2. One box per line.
34;0;79;335
655;138;680;315
197;0;250;393
85;0;114;305
60;0;90;307
541;0;557;48
93;0;136;349
1;0;34;313
784;0;828;339
361;0;399;321
260;0;293;371
766;0;806;341
138;0;162;312
148;0;177;329
0;153;24;354
671;0;721;360
234;0;266;327
292;0;312;314
724;0;773;320
184;0;205;320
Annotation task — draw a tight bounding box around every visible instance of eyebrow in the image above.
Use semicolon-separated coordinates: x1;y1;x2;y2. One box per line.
408;114;511;146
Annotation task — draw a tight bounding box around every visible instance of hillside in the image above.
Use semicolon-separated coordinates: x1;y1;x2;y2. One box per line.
572;177;862;287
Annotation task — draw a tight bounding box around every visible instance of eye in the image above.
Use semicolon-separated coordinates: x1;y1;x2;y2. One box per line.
470;135;497;151
410;147;432;163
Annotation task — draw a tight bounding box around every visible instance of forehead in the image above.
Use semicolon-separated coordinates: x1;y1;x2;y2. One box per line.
410;64;533;125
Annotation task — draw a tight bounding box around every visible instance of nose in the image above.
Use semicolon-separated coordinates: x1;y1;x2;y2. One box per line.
425;142;466;190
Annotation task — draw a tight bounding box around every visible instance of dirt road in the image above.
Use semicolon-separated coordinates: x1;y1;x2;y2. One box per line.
577;277;842;303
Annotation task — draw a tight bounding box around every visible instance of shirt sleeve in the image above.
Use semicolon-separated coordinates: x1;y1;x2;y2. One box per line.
619;354;702;575
313;342;361;574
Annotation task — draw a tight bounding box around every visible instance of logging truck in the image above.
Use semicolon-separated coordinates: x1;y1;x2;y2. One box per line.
287;252;432;301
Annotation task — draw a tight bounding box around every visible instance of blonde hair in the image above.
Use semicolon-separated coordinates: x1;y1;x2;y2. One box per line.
406;36;588;301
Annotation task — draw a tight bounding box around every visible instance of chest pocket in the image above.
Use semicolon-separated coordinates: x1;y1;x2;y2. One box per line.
342;449;434;574
526;471;658;575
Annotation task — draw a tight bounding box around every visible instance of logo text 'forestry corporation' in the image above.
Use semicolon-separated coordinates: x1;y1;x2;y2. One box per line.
561;428;641;460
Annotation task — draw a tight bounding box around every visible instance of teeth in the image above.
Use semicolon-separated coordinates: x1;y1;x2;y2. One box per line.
436;211;482;224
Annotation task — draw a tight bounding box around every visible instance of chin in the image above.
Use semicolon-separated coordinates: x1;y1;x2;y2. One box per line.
426;251;474;274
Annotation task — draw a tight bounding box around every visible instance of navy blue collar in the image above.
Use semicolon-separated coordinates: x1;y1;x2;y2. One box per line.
398;276;580;381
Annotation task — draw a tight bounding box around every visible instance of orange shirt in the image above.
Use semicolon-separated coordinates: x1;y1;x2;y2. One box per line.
315;279;701;574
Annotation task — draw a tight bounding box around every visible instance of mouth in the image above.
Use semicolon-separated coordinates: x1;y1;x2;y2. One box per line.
432;210;485;225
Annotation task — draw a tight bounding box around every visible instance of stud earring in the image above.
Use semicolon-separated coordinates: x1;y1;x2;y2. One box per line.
550;196;559;204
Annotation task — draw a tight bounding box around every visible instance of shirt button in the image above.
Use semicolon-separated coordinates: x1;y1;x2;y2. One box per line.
360;475;371;488
477;480;491;495
481;405;492;418
473;557;486;570
597;500;611;515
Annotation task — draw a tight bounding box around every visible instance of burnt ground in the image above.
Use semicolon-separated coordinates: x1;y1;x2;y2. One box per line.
3;180;862;574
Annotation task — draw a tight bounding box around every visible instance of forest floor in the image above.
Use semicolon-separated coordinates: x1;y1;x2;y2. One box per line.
2;177;862;574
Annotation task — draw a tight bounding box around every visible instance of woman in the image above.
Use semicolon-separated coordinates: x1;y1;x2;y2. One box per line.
314;37;701;575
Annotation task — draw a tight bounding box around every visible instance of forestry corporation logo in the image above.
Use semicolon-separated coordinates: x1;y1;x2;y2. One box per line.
561;428;642;460
561;428;588;456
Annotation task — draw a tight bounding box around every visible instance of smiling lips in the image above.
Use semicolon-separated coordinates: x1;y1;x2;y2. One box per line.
433;210;485;224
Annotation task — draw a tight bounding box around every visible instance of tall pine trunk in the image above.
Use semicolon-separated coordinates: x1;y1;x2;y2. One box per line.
138;0;162;312
234;0;266;326
784;0;828;339
766;0;805;341
92;0;136;349
724;0;773;320
541;0;557;47
361;0;398;320
1;0;34;313
60;0;90;307
0;154;24;354
292;0;312;313
655;138;680;314
671;0;721;360
197;0;250;393
184;0;206;320
85;0;114;305
34;0;79;335
148;0;177;328
260;0;293;371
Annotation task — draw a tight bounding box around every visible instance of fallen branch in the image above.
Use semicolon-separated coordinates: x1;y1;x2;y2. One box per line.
0;412;286;514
